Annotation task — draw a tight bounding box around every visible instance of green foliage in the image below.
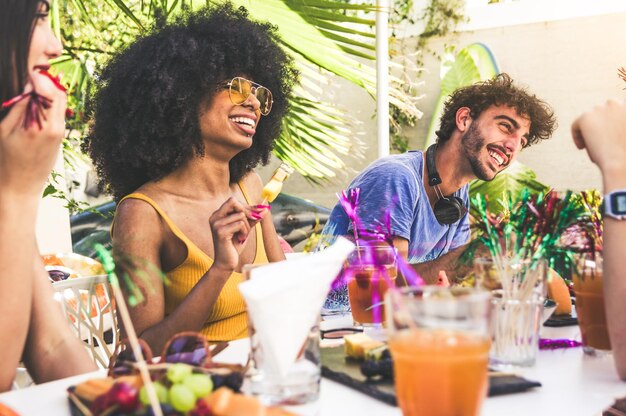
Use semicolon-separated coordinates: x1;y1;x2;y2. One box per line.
48;0;421;191
389;105;412;153
469;161;550;215
389;0;468;151
417;0;467;47
462;190;589;275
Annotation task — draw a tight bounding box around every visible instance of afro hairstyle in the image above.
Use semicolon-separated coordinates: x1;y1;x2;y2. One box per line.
83;3;297;201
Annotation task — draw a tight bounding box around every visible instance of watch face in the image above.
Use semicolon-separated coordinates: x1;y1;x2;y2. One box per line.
611;192;626;214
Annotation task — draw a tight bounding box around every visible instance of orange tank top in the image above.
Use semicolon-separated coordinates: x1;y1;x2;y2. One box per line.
117;183;268;342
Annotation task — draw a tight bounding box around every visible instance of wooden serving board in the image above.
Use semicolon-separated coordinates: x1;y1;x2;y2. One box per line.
320;346;541;406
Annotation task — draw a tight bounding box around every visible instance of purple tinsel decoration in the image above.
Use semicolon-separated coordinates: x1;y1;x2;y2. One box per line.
338;188;362;249
539;338;582;350
338;188;360;224
331;188;425;292
1;70;66;130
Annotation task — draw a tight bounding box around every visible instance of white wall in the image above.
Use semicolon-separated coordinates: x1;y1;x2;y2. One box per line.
36;148;72;254
406;10;626;192
271;9;626;208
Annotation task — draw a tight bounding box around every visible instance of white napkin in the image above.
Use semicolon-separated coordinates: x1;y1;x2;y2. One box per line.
238;237;354;377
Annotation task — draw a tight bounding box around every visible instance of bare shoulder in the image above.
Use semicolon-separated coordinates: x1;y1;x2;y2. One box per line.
113;196;163;244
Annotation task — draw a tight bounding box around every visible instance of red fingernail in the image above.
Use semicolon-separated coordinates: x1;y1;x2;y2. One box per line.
1;92;30;109
251;213;262;220
254;204;271;210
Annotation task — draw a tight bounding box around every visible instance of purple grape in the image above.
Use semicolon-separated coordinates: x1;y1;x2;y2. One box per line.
89;393;113;415
108;382;139;413
189;398;213;416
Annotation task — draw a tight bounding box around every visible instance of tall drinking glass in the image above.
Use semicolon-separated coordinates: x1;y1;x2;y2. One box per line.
474;257;547;368
385;287;492;416
345;246;397;327
242;264;321;406
573;254;611;355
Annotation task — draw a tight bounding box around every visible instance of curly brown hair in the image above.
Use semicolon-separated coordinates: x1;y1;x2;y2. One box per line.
435;73;556;147
83;3;298;201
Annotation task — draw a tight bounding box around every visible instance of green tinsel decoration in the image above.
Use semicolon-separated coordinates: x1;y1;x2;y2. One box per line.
94;244;168;307
464;189;591;276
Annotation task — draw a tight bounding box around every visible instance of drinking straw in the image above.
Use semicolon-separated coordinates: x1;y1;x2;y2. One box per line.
95;244;163;416
338;188;362;251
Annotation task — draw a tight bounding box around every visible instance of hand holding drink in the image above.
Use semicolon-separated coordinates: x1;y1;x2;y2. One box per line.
261;163;293;205
248;163;293;222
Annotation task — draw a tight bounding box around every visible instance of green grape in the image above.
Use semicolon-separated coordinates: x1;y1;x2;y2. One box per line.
139;381;169;405
183;373;213;398
167;363;193;384
169;384;197;413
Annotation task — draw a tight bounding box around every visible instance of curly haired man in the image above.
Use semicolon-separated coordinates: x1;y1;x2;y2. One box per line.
323;74;556;285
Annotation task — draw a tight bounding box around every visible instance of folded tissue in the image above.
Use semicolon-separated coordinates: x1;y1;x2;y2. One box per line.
239;238;354;377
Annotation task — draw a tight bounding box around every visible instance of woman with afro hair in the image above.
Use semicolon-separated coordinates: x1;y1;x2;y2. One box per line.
84;3;297;349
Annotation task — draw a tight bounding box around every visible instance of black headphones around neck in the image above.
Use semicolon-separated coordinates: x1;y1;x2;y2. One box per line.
425;144;468;225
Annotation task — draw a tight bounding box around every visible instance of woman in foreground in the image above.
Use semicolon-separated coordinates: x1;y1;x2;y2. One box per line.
0;0;95;391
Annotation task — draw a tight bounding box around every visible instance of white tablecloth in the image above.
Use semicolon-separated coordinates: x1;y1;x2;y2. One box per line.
1;325;624;416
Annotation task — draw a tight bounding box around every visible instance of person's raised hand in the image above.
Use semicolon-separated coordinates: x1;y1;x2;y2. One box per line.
0;70;67;199
571;99;626;181
209;197;255;272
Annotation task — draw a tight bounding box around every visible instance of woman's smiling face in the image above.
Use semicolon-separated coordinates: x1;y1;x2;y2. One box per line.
198;78;262;156
28;0;63;73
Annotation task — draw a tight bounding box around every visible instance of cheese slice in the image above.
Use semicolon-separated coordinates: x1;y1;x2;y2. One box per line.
344;333;385;359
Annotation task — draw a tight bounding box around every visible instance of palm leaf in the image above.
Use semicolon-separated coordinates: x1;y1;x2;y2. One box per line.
60;0;421;182
107;0;145;29
469;161;550;215
276;94;362;182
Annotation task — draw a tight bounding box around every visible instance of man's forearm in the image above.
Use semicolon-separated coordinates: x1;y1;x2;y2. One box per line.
410;245;467;285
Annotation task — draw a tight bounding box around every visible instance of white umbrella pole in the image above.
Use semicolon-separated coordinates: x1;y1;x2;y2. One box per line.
376;0;390;158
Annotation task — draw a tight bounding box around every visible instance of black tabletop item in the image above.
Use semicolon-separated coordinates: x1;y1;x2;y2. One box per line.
320;346;541;406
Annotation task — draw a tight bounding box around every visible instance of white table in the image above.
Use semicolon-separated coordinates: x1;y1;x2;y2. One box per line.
1;325;624;416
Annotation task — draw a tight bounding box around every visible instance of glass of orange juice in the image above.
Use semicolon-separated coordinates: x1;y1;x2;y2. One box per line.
573;254;611;355
345;245;397;327
385;287;492;416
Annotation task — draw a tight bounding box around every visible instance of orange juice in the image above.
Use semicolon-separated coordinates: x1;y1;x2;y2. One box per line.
573;266;611;352
388;329;490;416
347;265;397;325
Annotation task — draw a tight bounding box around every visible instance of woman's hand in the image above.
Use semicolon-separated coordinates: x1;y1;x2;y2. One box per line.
0;70;67;199
571;99;626;190
210;197;258;271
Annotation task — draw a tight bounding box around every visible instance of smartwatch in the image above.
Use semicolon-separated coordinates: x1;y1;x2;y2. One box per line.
602;190;626;220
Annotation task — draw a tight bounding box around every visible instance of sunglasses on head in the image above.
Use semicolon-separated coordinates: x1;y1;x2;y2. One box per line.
108;332;223;377
225;77;273;116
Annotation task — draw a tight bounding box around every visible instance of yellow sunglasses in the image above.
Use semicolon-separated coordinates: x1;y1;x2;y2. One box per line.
225;77;273;116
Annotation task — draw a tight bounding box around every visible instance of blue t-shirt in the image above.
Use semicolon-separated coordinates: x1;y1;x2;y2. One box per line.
321;151;470;263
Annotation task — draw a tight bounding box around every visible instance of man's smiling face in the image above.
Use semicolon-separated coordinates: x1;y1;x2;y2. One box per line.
461;105;530;181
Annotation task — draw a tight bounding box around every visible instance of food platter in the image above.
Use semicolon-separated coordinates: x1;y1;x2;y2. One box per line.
320;345;542;406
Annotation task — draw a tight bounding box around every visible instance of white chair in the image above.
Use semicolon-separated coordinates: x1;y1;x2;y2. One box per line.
52;275;119;369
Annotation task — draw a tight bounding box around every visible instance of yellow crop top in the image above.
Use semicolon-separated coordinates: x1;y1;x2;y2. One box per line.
117;183;269;342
